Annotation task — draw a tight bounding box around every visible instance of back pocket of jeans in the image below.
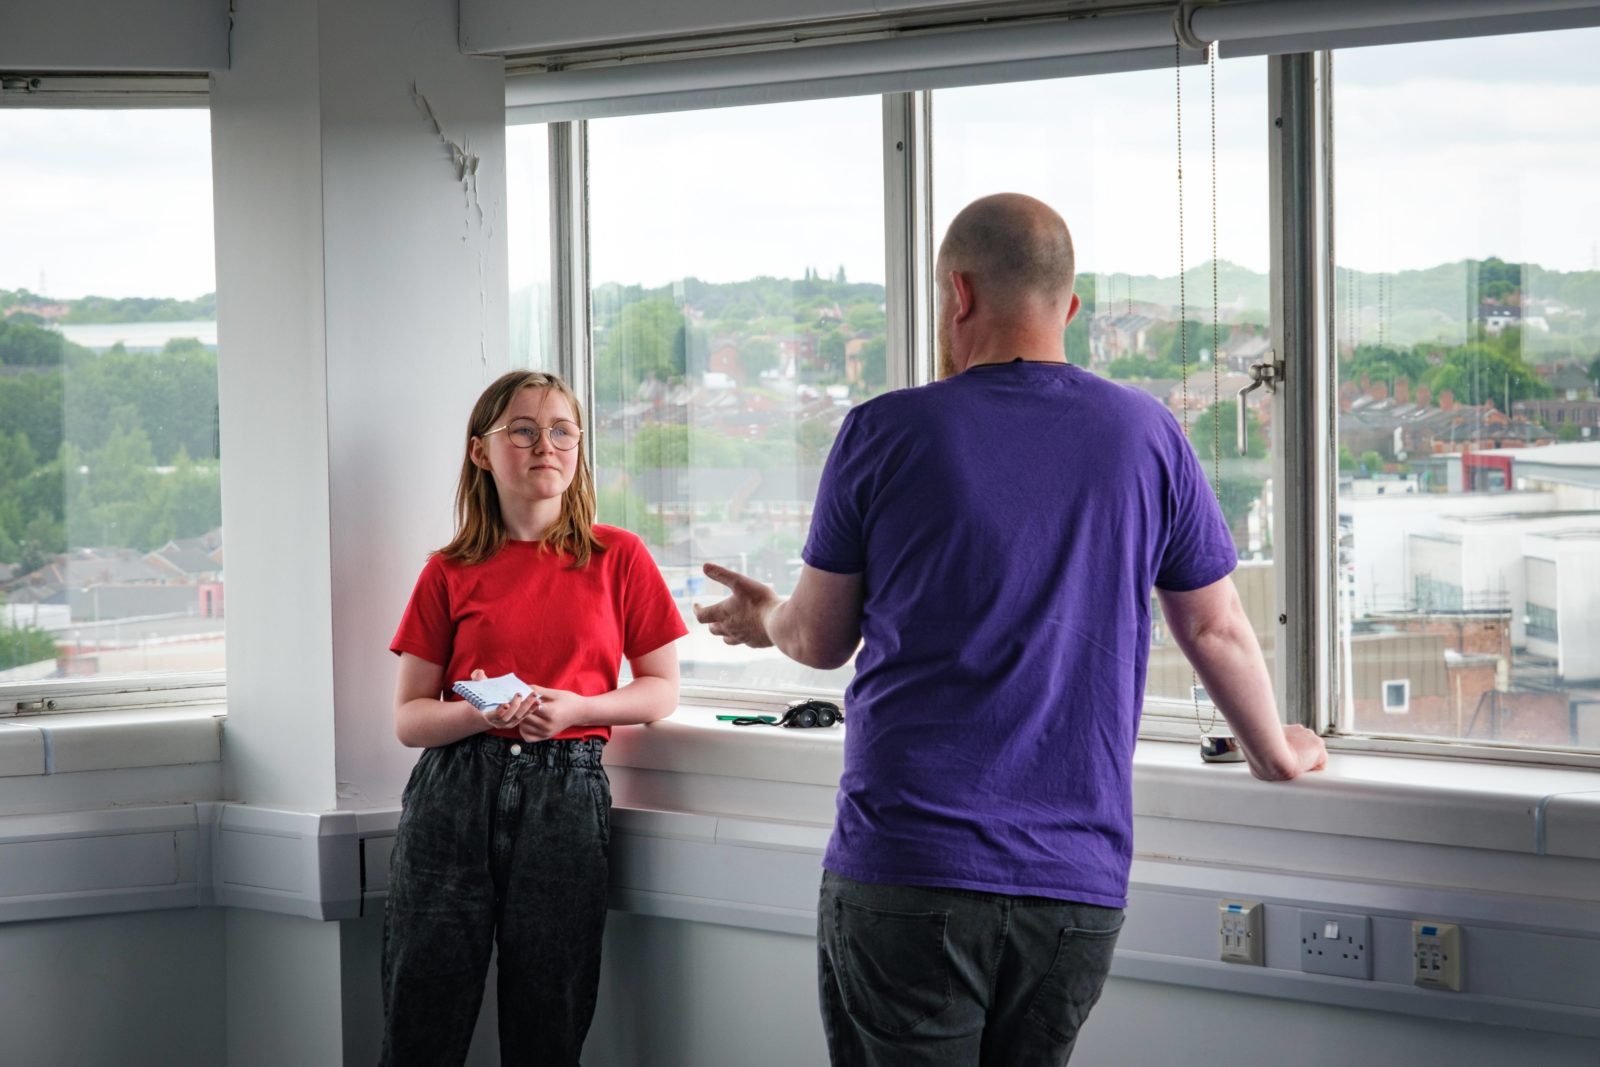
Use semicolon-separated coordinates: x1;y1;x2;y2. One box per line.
832;899;953;1036
1023;918;1123;1044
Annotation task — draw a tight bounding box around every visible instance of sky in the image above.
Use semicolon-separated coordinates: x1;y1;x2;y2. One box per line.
0;107;214;301
5;27;1600;302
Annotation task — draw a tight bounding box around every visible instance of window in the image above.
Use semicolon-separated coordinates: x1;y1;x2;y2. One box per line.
510;19;1600;764
932;57;1272;724
582;97;885;693
0;108;223;707
1525;602;1558;644
1332;28;1600;750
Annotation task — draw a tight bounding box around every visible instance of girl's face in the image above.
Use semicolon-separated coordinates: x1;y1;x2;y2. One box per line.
470;386;581;508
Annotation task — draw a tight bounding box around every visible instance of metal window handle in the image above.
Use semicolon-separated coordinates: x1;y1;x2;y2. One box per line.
1236;354;1283;456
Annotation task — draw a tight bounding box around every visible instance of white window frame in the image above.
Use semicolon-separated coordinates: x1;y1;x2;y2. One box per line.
0;79;224;719
1381;678;1410;715
518;32;1600;767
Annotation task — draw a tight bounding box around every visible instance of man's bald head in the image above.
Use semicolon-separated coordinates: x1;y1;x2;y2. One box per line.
938;193;1076;312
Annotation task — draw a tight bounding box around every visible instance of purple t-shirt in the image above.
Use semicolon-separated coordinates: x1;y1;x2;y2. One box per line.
803;361;1236;908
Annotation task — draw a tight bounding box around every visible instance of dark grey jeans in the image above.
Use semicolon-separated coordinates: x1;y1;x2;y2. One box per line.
381;735;611;1067
818;870;1123;1067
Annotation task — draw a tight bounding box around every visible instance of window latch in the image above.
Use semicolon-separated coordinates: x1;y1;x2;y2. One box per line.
1236;354;1283;456
9;697;57;715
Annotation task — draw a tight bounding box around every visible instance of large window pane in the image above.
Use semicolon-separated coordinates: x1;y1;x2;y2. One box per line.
585;98;886;692
933;58;1271;721
0;110;223;687
1333;29;1600;750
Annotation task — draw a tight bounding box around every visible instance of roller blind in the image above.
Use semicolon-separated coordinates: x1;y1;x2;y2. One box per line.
506;10;1195;124
498;0;1600;123
1192;0;1600;57
0;0;230;74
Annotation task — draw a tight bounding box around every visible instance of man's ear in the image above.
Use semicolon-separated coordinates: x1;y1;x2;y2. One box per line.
949;270;976;322
1064;291;1082;328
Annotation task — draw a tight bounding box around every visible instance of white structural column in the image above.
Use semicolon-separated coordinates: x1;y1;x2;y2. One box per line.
209;0;508;1062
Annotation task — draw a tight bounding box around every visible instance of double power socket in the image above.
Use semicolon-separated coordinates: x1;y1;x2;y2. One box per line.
1217;900;1461;991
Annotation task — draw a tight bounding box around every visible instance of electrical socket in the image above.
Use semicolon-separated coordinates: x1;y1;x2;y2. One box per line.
1413;920;1462;991
1218;900;1263;965
1298;910;1372;980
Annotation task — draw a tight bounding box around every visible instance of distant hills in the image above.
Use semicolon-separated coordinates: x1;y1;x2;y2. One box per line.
10;253;1600;359
1082;258;1600;358
0;289;215;325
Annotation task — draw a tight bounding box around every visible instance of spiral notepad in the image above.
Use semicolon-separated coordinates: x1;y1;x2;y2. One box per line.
452;673;530;713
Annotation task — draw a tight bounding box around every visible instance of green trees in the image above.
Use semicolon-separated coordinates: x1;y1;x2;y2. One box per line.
815;331;847;382
1341;329;1553;415
57;292;215;324
0;318;71;366
1424;338;1550;411
0;343;222;566
857;337;888;389
0;612;57;671
1340;343;1430;387
594;298;688;397
591;275;890;397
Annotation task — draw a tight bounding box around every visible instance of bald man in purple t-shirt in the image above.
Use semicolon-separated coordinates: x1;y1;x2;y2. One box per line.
696;193;1325;1066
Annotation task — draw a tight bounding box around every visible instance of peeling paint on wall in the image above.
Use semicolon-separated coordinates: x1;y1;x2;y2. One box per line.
411;83;480;186
410;82;496;373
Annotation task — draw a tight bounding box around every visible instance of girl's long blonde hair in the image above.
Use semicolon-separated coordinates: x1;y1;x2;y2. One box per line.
437;370;604;568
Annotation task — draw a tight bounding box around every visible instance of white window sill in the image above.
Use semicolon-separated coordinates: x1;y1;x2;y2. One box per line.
605;705;1600;862
1;701;1594;866
0;706;224;778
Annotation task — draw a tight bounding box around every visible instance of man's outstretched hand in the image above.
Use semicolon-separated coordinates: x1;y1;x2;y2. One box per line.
693;562;781;648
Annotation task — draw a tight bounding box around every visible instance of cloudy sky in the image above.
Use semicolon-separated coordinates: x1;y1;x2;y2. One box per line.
5;26;1598;302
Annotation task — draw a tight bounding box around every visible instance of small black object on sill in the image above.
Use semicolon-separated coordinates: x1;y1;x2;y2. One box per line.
728;699;844;729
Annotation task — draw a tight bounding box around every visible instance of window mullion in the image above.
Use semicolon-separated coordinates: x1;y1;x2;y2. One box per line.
1268;53;1332;732
549;121;592;429
881;91;934;389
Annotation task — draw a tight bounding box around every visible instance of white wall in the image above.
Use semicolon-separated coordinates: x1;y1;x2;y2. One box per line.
1079;978;1600;1067
1550;540;1600;681
0;910;225;1067
582;917;1596;1067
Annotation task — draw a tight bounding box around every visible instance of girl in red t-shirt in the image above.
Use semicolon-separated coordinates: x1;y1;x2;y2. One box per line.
382;370;686;1066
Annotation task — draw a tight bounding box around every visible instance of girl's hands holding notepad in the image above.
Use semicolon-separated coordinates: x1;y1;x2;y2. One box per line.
466;669;589;738
466;669;538;730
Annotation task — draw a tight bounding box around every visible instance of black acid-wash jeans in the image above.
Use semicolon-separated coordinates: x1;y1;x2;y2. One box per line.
381;735;611;1067
818;870;1124;1067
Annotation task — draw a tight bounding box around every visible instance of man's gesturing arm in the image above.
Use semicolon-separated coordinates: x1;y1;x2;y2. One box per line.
1156;575;1327;781
694;562;864;670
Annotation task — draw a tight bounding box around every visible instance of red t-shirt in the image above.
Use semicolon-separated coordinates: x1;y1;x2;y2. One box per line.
390;525;688;742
